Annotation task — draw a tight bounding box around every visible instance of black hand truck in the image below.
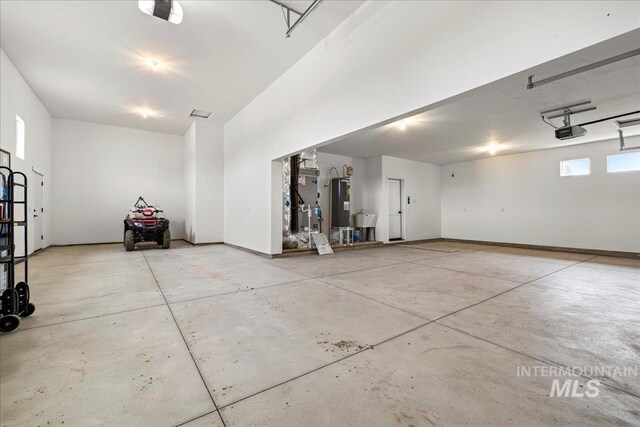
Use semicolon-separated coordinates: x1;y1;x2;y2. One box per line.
0;166;35;333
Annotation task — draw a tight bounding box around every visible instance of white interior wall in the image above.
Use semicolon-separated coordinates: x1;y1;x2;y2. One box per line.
363;156;441;243
441;137;640;252
364;157;383;240
194;121;224;244
51;119;185;245
224;1;639;255
183;121;225;244
0;49;52;255
183;123;197;242
381;156;441;243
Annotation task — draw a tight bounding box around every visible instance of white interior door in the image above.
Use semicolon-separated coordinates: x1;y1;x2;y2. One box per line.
387;178;402;240
33;172;44;251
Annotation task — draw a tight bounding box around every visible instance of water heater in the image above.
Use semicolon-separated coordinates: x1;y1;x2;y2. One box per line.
330;178;350;229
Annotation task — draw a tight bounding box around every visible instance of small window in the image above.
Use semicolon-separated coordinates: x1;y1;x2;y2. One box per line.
560;158;590;177
607;152;640;173
15;115;25;160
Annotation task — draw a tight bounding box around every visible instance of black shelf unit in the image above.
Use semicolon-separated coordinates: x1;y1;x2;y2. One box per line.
0;166;35;333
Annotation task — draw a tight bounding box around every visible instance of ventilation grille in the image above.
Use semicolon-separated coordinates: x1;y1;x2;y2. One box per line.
190;109;212;119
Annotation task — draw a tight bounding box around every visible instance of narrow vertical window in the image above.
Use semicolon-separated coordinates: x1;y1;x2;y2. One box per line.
16;115;25;160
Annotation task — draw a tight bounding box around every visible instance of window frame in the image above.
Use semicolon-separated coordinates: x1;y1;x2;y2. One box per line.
559;157;590;177
15;115;25;160
607;151;640;174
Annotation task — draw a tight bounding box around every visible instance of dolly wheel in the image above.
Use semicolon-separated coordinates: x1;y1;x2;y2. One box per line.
162;229;171;249
0;315;20;333
20;303;36;318
125;230;135;252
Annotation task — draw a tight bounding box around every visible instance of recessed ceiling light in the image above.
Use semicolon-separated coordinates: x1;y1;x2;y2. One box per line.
487;144;498;155
396;118;413;132
140;109;151;118
190;109;212;119
138;0;183;24
147;59;162;71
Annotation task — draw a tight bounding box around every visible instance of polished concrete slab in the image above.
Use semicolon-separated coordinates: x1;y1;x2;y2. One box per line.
29;243;145;267
28;258;150;284
0;305;214;426
170;279;424;406
399;241;494;253
415;251;572;282
219;324;640;426
479;246;594;264
440;266;640;396
147;248;306;302
267;251;402;278
1;242;638;426
582;255;640;273
321;262;518;319
20;272;164;328
347;245;448;262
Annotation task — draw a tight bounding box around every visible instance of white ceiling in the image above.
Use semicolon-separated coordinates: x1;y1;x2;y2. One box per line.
320;29;640;165
0;0;364;134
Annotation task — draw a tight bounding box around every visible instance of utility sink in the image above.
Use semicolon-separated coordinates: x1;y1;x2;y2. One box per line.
354;213;378;228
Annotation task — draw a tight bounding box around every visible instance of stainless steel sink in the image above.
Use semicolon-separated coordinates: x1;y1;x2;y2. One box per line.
354;213;378;228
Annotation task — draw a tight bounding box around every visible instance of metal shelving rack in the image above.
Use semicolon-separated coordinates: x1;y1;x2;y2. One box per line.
0;166;35;333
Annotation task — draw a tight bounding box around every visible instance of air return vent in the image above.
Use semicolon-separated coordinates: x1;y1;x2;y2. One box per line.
190;109;212;119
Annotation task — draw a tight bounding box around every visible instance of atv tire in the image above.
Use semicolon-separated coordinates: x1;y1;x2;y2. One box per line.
125;230;135;251
162;229;171;249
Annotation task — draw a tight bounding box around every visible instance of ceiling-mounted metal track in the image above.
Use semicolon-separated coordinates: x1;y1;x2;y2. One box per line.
269;0;324;38
540;100;597;128
540;100;593;116
527;48;640;90
547;106;596;120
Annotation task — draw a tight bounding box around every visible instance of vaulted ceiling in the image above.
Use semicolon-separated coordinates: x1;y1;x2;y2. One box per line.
0;0;364;134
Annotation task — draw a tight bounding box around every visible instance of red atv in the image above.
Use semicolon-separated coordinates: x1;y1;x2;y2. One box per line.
124;197;171;251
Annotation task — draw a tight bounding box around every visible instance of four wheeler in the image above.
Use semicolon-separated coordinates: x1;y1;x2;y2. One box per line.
124;197;171;251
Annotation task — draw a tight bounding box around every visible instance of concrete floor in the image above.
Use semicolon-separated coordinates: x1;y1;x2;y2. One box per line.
1;241;639;426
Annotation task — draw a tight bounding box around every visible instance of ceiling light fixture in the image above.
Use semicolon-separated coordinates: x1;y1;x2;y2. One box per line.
397;118;413;132
147;59;162;71
140;109;151;118
138;0;183;24
487;144;498;156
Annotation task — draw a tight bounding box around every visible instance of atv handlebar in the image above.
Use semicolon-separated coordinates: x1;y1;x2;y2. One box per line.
133;196;163;212
135;207;163;213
